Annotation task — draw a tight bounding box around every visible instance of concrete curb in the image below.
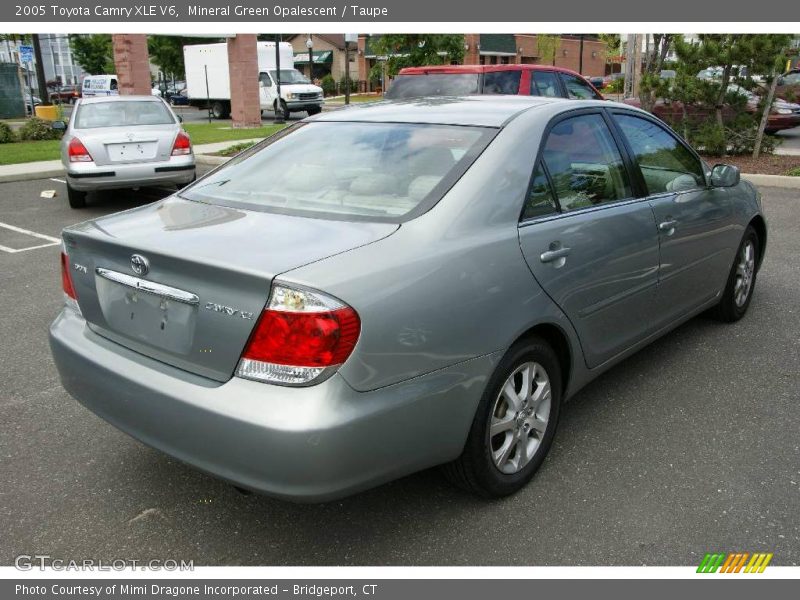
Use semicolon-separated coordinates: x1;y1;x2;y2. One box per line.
195;154;230;167
743;174;800;189
0;166;65;183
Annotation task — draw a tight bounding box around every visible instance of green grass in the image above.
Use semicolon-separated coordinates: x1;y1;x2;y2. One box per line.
0;121;286;166
325;94;383;105
0;139;61;165
787;166;800;177
182;121;285;144
211;141;257;157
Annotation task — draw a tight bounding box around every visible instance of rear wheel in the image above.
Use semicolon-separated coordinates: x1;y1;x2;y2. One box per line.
443;336;562;497
710;225;759;322
211;100;230;119
66;183;87;209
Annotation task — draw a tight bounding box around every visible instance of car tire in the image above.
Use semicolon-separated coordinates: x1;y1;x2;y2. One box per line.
443;336;562;498
307;107;322;116
709;225;759;323
211;101;229;120
276;100;289;120
66;183;87;209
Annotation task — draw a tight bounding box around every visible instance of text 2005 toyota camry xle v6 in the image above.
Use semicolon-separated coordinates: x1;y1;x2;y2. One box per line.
50;97;766;502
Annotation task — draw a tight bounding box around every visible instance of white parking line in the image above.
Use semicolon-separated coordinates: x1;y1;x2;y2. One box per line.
49;178;66;184
0;221;60;253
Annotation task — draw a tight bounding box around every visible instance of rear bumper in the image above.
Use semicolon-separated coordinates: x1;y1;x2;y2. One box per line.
66;155;196;191
49;308;496;502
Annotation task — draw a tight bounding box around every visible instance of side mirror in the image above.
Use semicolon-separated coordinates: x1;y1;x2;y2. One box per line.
177;115;183;123
51;120;67;131
711;164;740;188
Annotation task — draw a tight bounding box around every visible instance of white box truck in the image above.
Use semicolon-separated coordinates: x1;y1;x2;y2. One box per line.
183;41;324;119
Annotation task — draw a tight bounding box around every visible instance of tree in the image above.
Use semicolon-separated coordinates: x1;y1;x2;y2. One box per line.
68;34;113;74
537;35;561;67
369;35;465;77
147;35;222;77
638;34;674;113
749;35;792;158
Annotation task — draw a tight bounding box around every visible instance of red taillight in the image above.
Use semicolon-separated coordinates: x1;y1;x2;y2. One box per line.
236;284;361;386
243;308;360;367
171;131;191;156
60;251;76;299
68;137;93;163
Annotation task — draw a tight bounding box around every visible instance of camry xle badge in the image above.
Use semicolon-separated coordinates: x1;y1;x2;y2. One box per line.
204;302;255;320
130;254;149;276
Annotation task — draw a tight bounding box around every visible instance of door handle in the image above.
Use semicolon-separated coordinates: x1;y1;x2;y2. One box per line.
540;247;572;263
658;219;678;233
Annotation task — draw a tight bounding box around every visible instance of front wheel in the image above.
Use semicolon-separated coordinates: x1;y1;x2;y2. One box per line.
443;336;562;498
66;183;86;209
306;106;322;116
710;225;759;322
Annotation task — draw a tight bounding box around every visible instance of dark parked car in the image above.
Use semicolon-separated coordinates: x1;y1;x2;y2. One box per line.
49;85;81;104
385;64;604;101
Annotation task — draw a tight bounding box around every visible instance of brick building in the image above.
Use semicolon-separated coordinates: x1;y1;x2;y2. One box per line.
285;34;357;82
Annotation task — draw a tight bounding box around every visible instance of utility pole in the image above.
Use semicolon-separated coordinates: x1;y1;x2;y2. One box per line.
578;34;584;74
274;35;284;124
344;33;358;104
32;34;50;106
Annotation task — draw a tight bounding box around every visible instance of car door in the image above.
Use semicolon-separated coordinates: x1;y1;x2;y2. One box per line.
259;71;276;109
609;111;736;325
518;110;662;369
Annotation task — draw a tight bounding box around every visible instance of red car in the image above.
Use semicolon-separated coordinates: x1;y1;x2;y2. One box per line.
385;64;604;101
48;85;81;104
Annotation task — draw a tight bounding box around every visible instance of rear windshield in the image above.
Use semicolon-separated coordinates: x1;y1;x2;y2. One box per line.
180;122;495;222
385;74;481;99
74;101;175;129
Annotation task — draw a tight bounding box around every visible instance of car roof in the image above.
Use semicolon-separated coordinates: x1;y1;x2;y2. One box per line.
78;95;164;105
315;95;597;127
397;64;585;77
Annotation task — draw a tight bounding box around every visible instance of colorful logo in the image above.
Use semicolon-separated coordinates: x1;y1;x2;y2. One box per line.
697;552;773;573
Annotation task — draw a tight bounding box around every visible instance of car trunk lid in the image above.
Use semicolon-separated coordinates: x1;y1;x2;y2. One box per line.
63;196;398;381
74;124;177;166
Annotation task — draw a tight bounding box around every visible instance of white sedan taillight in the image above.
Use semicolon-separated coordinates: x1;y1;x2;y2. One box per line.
235;284;361;386
171;131;191;156
68;137;93;163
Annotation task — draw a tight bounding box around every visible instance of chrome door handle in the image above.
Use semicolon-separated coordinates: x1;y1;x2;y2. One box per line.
658;219;678;232
540;247;572;263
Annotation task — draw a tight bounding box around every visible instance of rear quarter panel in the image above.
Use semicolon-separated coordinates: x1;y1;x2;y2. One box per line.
280;104;586;392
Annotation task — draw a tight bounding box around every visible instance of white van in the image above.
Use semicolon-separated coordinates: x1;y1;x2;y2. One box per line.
81;75;120;98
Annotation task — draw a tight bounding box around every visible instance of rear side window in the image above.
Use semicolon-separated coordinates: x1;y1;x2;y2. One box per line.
530;71;560;97
482;71;522;95
542;113;632;211
560;73;601;100
522;163;558;220
385;74;480;99
613;114;705;194
74;101;175;128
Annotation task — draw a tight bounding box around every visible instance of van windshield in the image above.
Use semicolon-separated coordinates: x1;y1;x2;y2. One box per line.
180;121;496;222
270;69;310;84
74;101;175;128
385;74;481;99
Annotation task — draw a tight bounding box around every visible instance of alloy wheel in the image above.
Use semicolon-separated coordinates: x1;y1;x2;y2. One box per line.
734;240;756;307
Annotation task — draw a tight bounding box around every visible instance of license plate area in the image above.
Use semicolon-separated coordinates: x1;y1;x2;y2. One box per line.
95;276;196;354
106;141;158;161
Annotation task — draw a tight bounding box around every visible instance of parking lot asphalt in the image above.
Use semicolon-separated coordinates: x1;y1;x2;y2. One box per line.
0;178;798;566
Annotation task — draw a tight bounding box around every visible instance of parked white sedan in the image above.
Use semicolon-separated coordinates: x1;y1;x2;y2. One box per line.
55;95;196;208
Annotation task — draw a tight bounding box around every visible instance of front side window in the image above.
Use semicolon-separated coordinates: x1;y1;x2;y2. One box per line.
385;74;481;98
482;71;522;94
560;73;601;100
522;163;558;220
614;114;705;194
74;101;174;128
530;71;560;97
181;122;495;222
542;113;631;211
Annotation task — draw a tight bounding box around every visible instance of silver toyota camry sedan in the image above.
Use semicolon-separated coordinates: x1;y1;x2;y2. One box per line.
55;95;196;209
50;96;766;502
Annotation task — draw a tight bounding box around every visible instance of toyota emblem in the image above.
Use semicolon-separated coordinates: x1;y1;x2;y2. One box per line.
130;254;149;276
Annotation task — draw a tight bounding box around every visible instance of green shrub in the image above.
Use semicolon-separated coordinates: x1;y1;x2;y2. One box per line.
320;74;336;97
0;122;15;143
18;117;62;141
338;75;356;94
605;77;624;94
787;166;800;177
